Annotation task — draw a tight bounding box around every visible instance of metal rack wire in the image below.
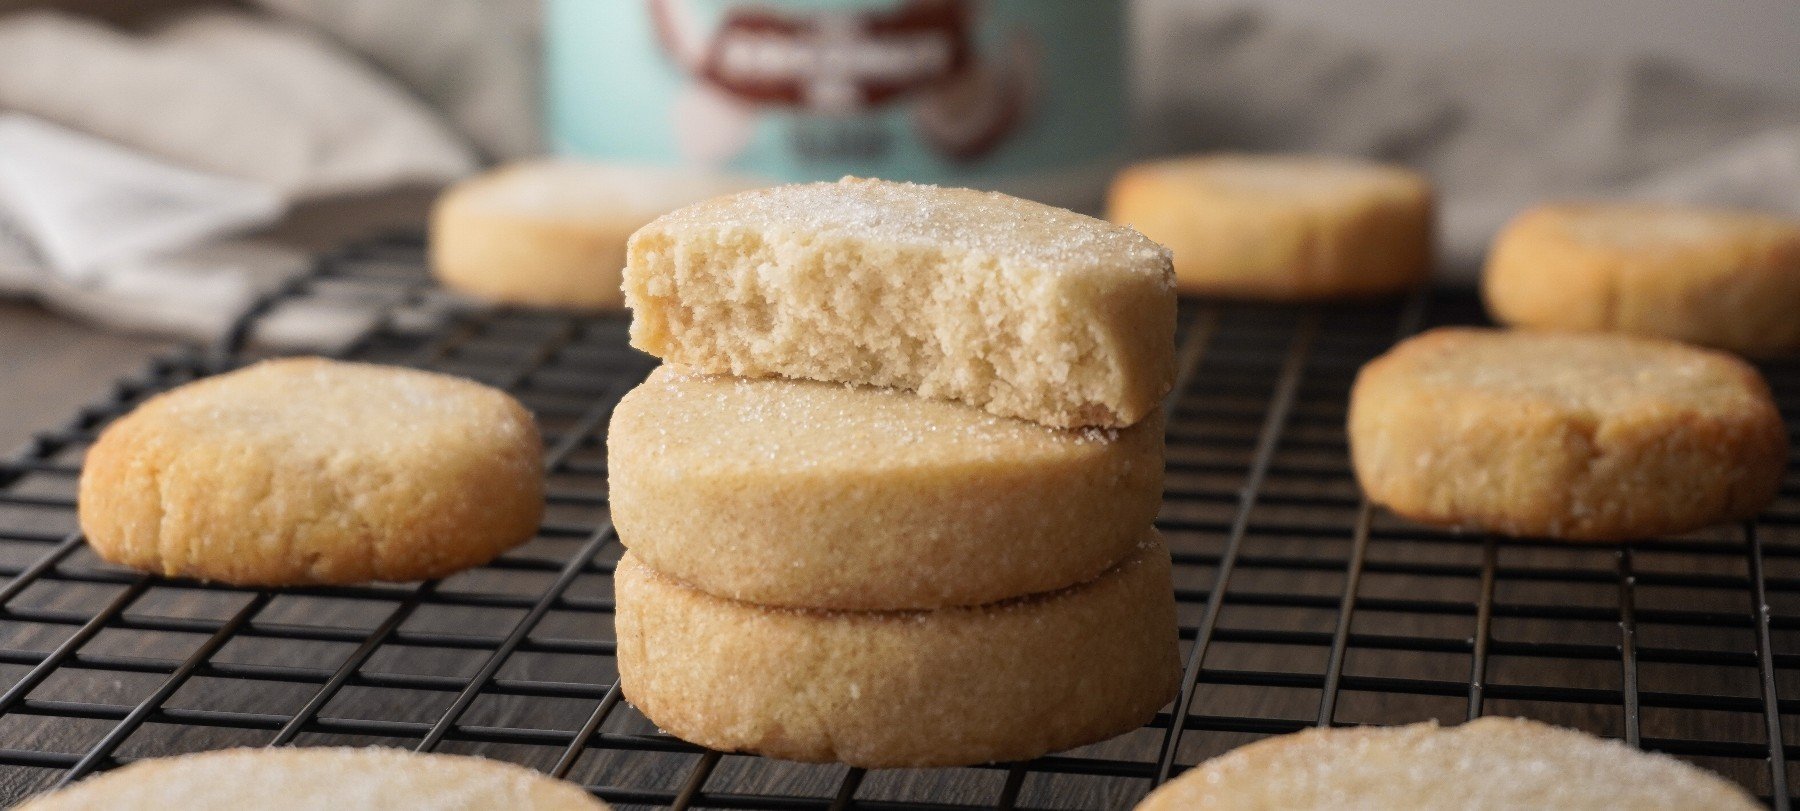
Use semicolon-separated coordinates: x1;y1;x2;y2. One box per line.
0;234;1795;809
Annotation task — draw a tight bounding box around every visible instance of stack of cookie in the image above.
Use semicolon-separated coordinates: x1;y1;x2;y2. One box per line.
607;177;1182;768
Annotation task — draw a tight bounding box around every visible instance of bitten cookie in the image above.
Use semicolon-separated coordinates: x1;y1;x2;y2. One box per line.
608;366;1163;610
431;160;759;309
1349;328;1787;540
624;176;1176;429
1107;153;1433;299
79;358;543;584
1136;717;1756;810
614;534;1181;768
18;747;605;810
1484;202;1800;356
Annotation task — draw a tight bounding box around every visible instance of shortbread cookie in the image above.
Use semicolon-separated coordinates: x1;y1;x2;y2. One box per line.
1349;328;1786;540
79;358;543;584
1136;717;1757;810
615;534;1181;768
1484;202;1800;355
18;746;605;810
608;366;1163;610
1107;154;1434;299
624;176;1176;428
431;160;759;309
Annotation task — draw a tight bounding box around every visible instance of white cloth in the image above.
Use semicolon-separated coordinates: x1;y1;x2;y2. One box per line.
0;10;476;200
31;240;313;340
0;10;478;339
249;0;542;161
0;114;308;339
0;115;282;280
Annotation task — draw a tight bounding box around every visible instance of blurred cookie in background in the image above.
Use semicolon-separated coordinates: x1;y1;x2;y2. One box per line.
1484;201;1800;356
1108;153;1433;300
430;160;760;309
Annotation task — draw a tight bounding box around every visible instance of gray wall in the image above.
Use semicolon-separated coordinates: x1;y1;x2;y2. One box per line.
1144;0;1800;96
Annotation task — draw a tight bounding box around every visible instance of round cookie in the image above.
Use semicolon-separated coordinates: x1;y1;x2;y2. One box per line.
1484;202;1800;356
18;746;605;810
613;533;1180;768
1136;717;1758;810
1107;153;1433;299
607;366;1164;610
1349;328;1786;540
430;160;759;309
624;176;1176;429
79;358;543;585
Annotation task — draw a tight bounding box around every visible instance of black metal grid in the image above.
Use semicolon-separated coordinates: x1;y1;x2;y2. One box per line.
1;234;1798;809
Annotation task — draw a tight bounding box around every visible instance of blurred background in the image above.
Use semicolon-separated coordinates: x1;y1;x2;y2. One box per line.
0;0;1797;445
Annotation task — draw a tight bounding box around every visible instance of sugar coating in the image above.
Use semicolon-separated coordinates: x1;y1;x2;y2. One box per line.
624;176;1177;428
1484;202;1800;356
78;357;544;585
1136;718;1758;810
17;746;605;810
613;535;1180;768
431;160;762;309
1349;328;1788;540
642;176;1172;273
608;366;1163;610
1108;153;1434;300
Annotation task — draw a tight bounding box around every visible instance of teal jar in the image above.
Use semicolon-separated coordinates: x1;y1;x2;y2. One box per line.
545;0;1126;209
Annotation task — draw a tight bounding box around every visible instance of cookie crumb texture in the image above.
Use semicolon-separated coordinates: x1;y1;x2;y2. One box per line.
1107;153;1433;300
78;358;544;585
1485;202;1800;356
1136;717;1758;810
431;160;760;309
1350;328;1787;540
614;536;1181;768
17;746;606;810
623;177;1177;429
608;366;1164;610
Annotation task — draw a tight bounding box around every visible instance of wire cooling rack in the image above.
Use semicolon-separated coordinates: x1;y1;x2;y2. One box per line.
0;234;1797;809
